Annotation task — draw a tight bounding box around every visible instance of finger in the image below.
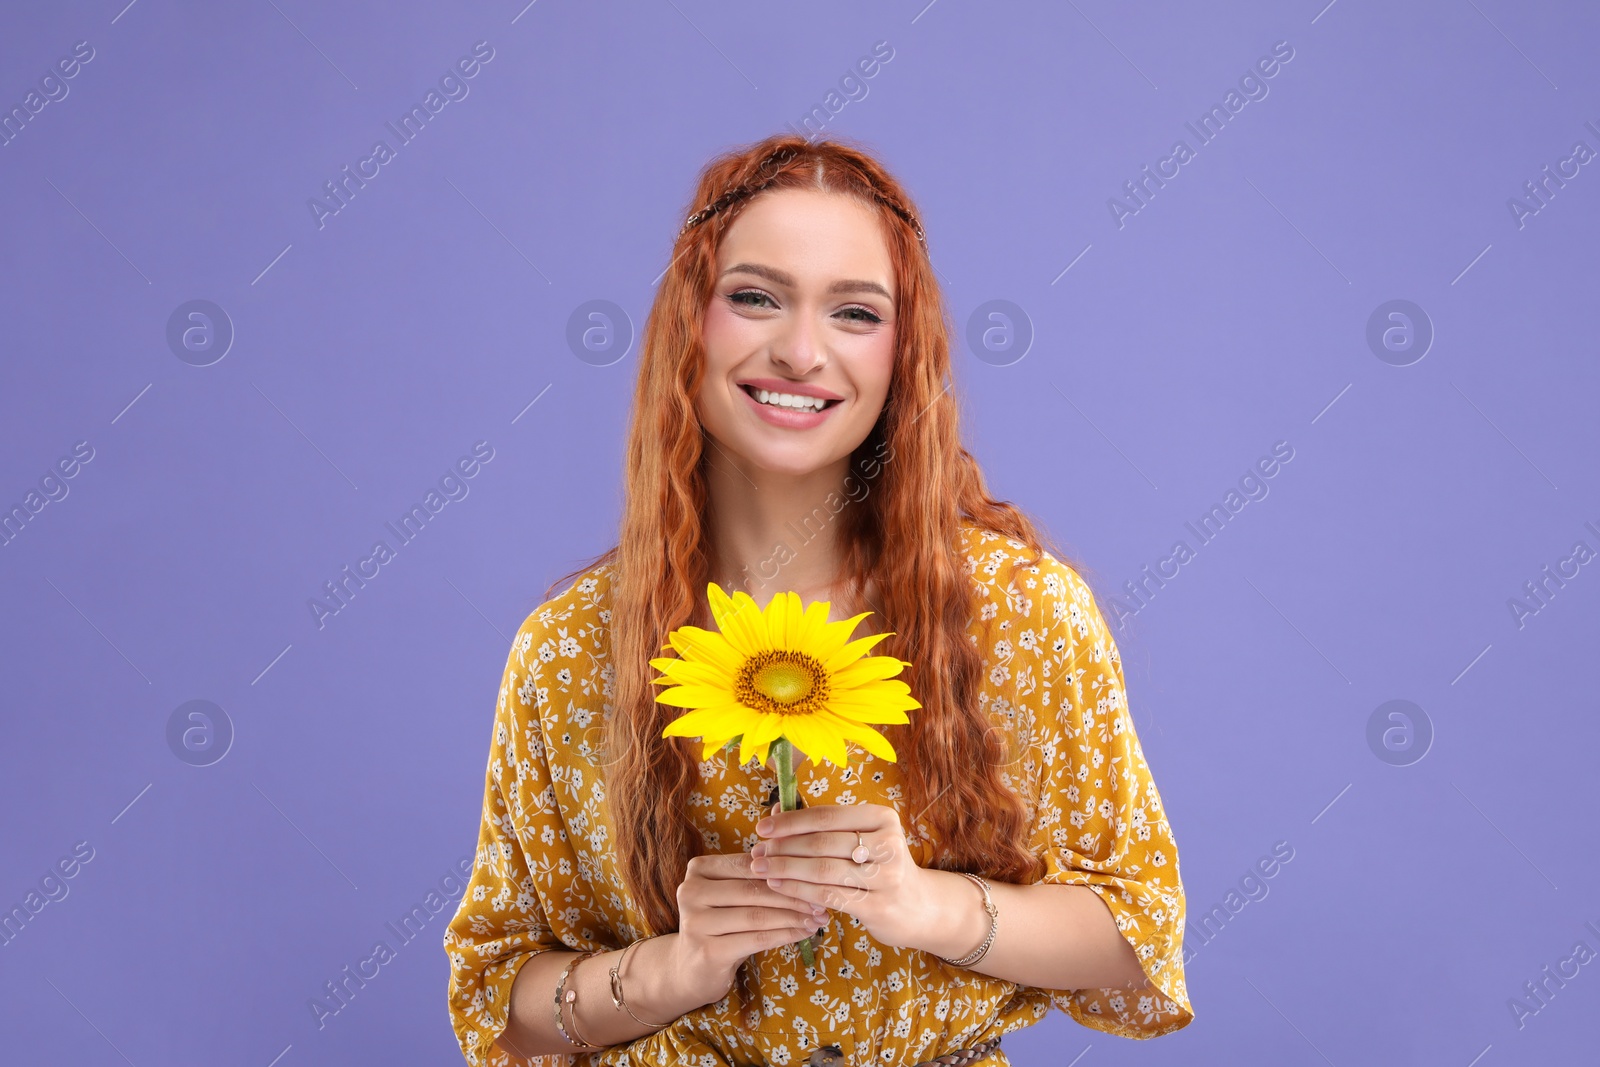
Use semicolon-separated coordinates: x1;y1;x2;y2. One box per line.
756;855;871;895
700;882;829;929
759;876;822;907
688;902;826;937
752;839;894;884
756;875;858;917
708;925;825;960
784;876;877;915
752;883;829;918
686;857;832;922
756;801;900;840
694;851;789;880
753;830;896;860
698;867;827;916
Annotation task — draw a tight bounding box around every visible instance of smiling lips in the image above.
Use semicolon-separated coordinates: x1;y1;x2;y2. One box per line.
739;383;841;428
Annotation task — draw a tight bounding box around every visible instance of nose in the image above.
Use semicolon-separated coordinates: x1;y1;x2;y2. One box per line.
771;309;826;377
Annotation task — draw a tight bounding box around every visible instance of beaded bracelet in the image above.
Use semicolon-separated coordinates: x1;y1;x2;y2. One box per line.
553;950;605;1050
938;873;998;968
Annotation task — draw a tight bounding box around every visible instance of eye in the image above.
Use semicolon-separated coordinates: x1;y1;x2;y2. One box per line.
729;288;775;309
838;304;884;325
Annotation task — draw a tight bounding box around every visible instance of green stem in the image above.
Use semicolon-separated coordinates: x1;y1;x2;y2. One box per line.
774;736;797;812
769;737;818;972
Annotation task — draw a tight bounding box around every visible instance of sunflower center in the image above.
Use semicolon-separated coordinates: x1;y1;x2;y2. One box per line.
754;661;811;703
738;650;829;714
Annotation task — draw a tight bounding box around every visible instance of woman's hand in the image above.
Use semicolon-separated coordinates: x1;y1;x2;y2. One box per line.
749;801;933;951
671;851;831;1004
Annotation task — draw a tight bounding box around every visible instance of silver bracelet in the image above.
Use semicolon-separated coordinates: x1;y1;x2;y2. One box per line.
938;872;998;968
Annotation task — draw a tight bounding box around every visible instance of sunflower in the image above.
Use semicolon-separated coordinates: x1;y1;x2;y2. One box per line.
652;582;920;770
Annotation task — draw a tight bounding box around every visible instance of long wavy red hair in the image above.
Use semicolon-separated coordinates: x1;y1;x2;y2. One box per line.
543;132;1076;938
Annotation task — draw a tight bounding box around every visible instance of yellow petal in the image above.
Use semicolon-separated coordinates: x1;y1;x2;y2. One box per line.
740;713;786;767
782;712;850;768
829;655;912;689
647;658;698;686
655;684;750;709
699;732;741;761
812;610;875;661
820;710;899;762
761;589;789;650
709;584;769;656
740;597;777;653
827;680;920;707
704;583;743;649
744;712;786;748
661;705;751;738
822;630;897;672
782;590;808;650
827;678;918;701
824;696;914;724
795;597;831;651
647;657;735;690
667;626;745;676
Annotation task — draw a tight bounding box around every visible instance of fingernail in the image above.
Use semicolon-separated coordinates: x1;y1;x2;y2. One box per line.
756;818;772;835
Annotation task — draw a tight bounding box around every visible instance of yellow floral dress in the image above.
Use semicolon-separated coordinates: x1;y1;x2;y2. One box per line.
444;522;1193;1066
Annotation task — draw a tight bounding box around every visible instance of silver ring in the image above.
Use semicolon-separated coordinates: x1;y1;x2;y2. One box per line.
851;830;871;865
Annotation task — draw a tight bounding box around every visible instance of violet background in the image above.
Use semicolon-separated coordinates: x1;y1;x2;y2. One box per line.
2;1;1598;1064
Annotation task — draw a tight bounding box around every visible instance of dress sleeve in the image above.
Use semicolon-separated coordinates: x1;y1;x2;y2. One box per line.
443;615;595;1067
1003;551;1194;1038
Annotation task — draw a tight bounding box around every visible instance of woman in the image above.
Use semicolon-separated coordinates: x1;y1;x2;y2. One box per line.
444;134;1193;1066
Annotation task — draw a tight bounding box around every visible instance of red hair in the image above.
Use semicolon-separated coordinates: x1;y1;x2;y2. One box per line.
544;132;1076;938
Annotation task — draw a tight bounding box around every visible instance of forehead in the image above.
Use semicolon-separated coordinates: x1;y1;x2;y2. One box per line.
716;188;895;294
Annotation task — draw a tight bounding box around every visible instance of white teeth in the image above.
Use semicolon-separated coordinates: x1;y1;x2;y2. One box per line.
753;388;827;412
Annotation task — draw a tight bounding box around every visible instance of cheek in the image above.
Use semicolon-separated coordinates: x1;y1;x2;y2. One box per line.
860;330;896;399
702;301;755;368
696;305;734;421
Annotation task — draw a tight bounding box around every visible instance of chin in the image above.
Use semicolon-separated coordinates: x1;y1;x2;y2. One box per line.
743;450;834;478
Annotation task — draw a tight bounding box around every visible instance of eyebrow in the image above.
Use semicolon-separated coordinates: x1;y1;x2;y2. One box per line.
720;262;894;302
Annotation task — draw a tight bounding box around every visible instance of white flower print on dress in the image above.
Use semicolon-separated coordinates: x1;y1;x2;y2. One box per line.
442;522;1191;1067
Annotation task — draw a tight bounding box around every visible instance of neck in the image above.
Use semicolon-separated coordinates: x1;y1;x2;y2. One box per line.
700;445;855;612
